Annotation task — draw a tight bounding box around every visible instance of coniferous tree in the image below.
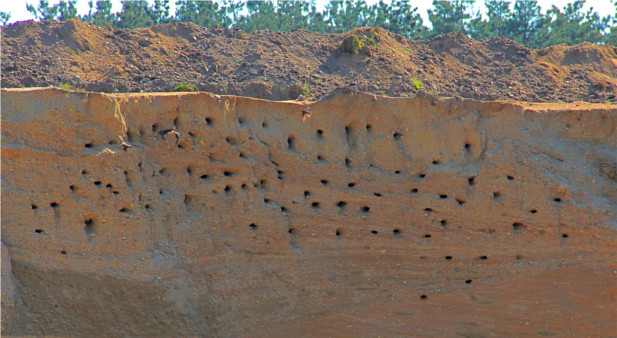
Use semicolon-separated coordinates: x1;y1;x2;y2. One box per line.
428;0;474;36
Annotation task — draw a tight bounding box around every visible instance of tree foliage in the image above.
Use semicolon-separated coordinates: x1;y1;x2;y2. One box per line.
9;0;617;47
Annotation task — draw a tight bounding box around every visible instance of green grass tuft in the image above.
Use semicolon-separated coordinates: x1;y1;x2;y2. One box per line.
170;82;196;92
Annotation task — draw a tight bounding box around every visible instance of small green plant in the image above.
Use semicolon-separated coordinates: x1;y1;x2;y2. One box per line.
302;80;315;97
58;83;72;90
279;84;286;93
170;82;196;92
412;78;422;90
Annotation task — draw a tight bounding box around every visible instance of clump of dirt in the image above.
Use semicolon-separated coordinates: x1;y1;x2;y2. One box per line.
2;18;616;103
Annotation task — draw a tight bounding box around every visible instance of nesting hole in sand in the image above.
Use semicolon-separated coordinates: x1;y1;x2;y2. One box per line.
420;295;427;300
317;129;323;138
119;207;131;213
529;209;538;214
393;229;401;235
361;206;371;213
553;197;562;203
516;254;524;260
424;207;433;213
311;202;321;209
249;223;258;230
264;198;272;204
439;194;448;199
464;143;470;150
468;176;475;186
440;219;447;227
348;182;356;188
562;233;569;238
224;185;232;193
94;181;102;186
304;190;311;197
60;250;67;255
512;222;525;230
507;175;514;181
241;183;248;190
223;170;235;177
35;229;44;234
144;204;152;211
69;185;77;192
445;256;452;260
84;218;96;236
320;179;329;186
106;183;113;189
374;192;382;197
393;132;402;140
465;279;472;284
262;121;268;128
205;117;214;126
432;159;441;165
366;124;372;132
288;228;295;234
371;230;378;235
280;206;288;213
456;198;466;205
395;170;401;174
31;204;38;210
277;170;284;180
411;188;419;194
151;123;159;132
423;233;432;238
418;174;426;179
287;135;296;151
81;169;89;175
317;155;325;162
492;192;501;200
336;201;347;209
84;143;93;148
345;158;351;167
200;174;210;180
477;255;488;260
50;202;59;208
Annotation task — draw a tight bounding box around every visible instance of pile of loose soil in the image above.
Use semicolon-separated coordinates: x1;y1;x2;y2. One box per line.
2;18;617;103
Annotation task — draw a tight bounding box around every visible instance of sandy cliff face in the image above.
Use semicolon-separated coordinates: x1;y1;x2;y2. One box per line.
2;88;617;336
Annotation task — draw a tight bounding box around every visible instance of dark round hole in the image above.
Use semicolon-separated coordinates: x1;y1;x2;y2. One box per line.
35;229;44;233
84;143;92;148
304;191;311;197
374;192;382;197
311;202;320;208
420;295;427;299
464;143;470;149
50;202;58;208
205;117;213;125
465;279;472;284
432;160;440;165
94;181;101;186
31;204;38;210
361;206;370;212
553;197;562;202
69;185;76;191
320;179;329;185
423;233;431;238
529;209;537;214
418;174;426;178
394;170;401;174
393;132;402;140
317;129;323;138
393;229;401;235
439;194;448;199
335;230;341;236
280;206;287;212
424;207;433;213
411;188;418;194
336;201;347;208
348;182;356;188
440;220;447;226
249;223;257;230
468;177;475;186
371;230;378;235
507;175;514;181
562;233;569;238
445;255;452;260
60;250;67;255
288;228;295;234
478;255;488;260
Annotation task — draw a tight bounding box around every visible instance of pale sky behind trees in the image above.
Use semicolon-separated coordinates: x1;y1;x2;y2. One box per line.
1;0;615;28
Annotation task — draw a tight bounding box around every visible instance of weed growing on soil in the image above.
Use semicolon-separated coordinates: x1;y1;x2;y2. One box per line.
170;82;196;92
302;80;315;97
58;83;72;90
412;78;422;90
279;84;286;93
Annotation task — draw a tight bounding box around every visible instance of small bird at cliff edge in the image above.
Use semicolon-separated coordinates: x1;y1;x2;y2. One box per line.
302;109;311;123
159;129;180;146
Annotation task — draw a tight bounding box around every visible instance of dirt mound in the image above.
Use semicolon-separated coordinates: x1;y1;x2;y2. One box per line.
2;18;617;103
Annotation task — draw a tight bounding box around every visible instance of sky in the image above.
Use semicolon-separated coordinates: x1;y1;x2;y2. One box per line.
1;0;616;27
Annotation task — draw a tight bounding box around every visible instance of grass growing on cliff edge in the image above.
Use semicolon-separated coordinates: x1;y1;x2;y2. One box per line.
412;78;422;90
170;82;196;92
58;83;72;90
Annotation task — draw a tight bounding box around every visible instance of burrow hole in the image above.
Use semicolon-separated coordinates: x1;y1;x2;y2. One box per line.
277;170;284;180
432;159;441;165
345;158;351;167
553;197;562;203
529;209;538;214
366;124;372;132
456;198;466;205
311;202;320;209
411;188;419;194
287;135;296;151
249;223;258;230
69;185;77;192
477;255;488;260
262;121;268;128
84;218;96;236
224;185;232;193
361;206;371;213
320;179;329;186
512;222;526;231
374;192;382;197
445;255;453;260
423;233;432;238
50;202;59;208
317;155;325;162
335;229;342;236
84;143;93;148
507;175;514;181
348;182;356;188
119;207;131;213
393;132;402;140
492;192;501;200
205;117;214;126
468;176;475;186
336;201;347;209
464;143;471;150
393;228;401;236
316;129;323;139
439;194;448;199
31;204;38;210
35;229;45;234
465;279;472;284
371;230;378;235
223;170;235;177
304;190;311;197
562;233;569;238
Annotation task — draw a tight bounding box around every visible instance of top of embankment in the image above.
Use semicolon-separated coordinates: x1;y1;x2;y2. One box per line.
2;18;617;103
